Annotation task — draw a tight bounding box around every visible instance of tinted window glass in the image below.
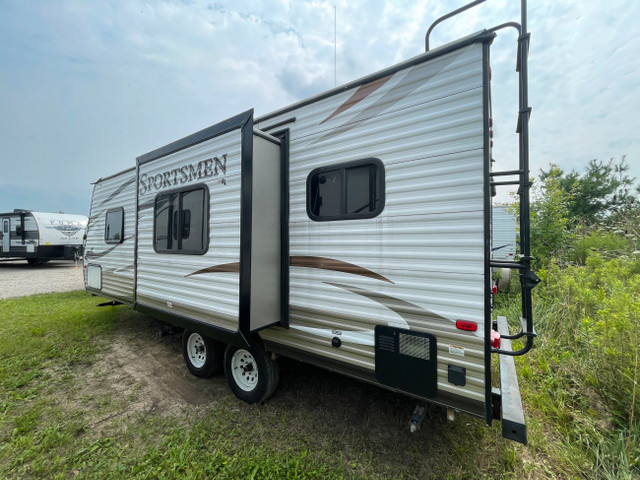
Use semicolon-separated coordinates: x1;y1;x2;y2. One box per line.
155;193;177;251
307;159;384;221
105;208;124;243
154;187;207;254
181;189;205;251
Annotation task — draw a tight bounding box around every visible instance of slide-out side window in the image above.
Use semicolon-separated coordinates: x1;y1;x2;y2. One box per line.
307;158;385;221
154;185;208;254
105;208;124;244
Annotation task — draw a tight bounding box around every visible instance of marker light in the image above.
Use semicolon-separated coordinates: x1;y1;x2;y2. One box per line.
491;330;501;349
456;320;478;332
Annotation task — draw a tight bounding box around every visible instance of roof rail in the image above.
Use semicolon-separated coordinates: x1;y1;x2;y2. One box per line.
425;0;487;51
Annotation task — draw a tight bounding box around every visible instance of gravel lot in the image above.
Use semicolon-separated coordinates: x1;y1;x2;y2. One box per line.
0;258;84;300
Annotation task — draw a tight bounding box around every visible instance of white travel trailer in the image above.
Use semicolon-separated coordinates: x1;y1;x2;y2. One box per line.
0;209;87;264
492;205;517;261
85;1;539;444
492;205;518;290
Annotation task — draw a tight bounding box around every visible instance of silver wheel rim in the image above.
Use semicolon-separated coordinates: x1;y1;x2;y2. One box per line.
187;333;207;369
231;349;258;391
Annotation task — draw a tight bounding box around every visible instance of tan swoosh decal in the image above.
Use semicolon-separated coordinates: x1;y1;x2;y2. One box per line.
311;51;461;146
320;74;393;124
324;282;448;326
185;256;393;284
290;256;393;284
186;262;240;276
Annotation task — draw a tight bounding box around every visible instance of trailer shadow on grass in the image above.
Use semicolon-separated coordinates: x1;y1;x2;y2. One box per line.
63;309;517;479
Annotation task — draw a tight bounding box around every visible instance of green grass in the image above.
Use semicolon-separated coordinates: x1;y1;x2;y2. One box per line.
5;285;636;478
0;291;526;479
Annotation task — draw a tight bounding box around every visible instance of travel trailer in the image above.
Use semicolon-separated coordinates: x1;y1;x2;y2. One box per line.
85;0;538;444
492;205;518;289
492;205;517;261
0;209;87;264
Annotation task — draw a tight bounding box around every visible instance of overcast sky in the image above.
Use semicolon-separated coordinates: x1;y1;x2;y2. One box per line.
1;0;638;215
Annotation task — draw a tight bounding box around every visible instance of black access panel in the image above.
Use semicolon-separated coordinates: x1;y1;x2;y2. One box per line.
375;325;438;397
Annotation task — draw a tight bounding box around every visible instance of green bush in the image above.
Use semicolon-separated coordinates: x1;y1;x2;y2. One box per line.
569;231;633;265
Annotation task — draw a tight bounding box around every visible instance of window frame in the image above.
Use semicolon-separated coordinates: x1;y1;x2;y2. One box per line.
306;158;385;222
104;207;125;244
152;184;209;255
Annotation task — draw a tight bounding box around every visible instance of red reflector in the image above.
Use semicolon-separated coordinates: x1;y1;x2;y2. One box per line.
492;285;498;294
456;320;477;332
491;330;501;349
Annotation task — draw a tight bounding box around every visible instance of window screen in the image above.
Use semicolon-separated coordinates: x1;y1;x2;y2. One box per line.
154;186;208;254
307;158;384;221
105;208;124;244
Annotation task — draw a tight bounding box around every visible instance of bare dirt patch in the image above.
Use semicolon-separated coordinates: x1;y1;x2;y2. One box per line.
59;313;229;437
0;259;84;299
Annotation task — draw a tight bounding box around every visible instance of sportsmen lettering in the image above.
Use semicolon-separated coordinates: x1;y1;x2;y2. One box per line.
139;154;227;194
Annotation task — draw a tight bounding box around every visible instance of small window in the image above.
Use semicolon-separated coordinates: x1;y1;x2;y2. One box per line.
105;208;124;244
154;186;208;254
307;158;385;221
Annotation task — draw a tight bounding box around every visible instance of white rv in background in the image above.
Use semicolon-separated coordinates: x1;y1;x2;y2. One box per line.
85;1;539;444
492;205;517;261
0;210;87;264
492;205;518;290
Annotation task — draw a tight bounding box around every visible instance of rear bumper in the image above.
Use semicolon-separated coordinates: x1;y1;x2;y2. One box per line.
494;315;527;444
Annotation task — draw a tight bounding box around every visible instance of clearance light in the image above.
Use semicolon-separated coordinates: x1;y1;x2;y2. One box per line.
491;330;501;349
492;285;498;294
456;320;478;332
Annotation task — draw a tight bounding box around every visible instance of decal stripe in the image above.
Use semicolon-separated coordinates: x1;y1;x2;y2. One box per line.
325;281;448;325
97;178;136;207
320;74;393;124
84;235;133;259
186;262;240;276
185;256;393;284
311;51;461;145
290;256;393;284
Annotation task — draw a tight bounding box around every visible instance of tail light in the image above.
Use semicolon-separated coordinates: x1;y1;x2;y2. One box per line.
491;330;501;349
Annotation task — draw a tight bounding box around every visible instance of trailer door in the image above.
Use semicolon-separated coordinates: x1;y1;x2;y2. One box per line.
1;219;9;252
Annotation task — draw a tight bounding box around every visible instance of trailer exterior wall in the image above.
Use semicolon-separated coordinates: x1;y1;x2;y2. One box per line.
85;32;495;420
136;129;243;332
256;40;489;415
84;169;136;303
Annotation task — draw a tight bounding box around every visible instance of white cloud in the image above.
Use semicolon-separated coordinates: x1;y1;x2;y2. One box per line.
0;0;639;213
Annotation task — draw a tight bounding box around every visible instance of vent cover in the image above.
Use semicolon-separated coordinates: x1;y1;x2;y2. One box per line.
378;334;395;353
375;326;437;397
399;333;431;360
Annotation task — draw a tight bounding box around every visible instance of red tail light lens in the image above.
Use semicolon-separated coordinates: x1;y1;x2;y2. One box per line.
456;320;478;332
491;330;501;349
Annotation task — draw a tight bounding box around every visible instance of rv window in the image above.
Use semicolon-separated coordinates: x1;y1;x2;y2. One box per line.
307;158;385;221
105;208;124;244
154;186;208;254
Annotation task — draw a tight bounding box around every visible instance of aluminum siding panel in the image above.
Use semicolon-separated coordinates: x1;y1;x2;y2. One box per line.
258;43;487;406
136;130;241;331
84;171;136;302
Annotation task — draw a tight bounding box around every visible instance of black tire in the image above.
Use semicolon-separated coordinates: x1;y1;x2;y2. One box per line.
224;342;279;404
182;330;224;378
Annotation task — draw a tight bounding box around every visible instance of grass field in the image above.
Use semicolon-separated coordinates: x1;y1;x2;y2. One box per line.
0;289;635;479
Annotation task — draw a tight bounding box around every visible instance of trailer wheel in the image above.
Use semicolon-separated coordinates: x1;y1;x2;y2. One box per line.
224;343;279;404
182;331;223;378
